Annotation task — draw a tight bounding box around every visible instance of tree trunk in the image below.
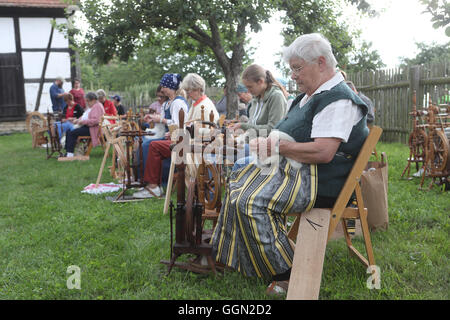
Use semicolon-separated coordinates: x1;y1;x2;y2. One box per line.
225;69;241;120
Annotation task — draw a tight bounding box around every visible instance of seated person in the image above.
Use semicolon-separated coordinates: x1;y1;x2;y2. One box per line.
148;85;168;115
211;33;369;292
55;93;84;141
58;92;105;161
138;83;181;175
215;85;227;116
345;80;375;126
237;83;252;122
133;73;219;198
112;95;126;116
97;89;117;123
230;64;288;169
277;77;296;108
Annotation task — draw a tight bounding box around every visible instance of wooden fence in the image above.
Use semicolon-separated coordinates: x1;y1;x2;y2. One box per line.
348;61;450;144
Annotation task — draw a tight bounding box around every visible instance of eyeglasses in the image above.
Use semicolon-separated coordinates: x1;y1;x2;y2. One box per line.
290;65;305;76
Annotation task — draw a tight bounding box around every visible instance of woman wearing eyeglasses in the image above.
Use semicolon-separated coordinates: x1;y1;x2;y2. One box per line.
211;33;369;295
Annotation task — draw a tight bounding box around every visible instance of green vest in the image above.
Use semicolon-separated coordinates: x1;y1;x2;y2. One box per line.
275;81;369;198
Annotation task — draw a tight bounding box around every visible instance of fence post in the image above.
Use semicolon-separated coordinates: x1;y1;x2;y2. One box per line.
409;65;421;107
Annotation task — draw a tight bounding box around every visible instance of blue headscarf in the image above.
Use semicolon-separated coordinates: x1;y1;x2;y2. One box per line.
237;83;248;93
160;73;182;90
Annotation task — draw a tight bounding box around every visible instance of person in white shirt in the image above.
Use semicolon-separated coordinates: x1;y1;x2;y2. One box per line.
211;33;369;294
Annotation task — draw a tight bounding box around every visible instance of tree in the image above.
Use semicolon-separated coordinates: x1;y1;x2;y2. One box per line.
399;41;450;67
81;0;277;118
346;40;386;73
79;0;376;118
420;0;450;36
277;0;384;76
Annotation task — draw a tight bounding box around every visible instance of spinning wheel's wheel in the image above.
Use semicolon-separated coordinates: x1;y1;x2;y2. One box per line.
429;130;450;172
203;163;220;210
409;129;427;161
26;112;46;133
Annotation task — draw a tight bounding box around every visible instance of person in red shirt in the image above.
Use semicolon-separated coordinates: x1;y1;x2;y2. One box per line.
54;93;84;141
96;89;117;123
69;79;86;109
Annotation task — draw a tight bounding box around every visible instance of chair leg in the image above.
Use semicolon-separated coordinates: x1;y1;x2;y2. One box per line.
341;219;353;248
85;141;93;156
359;209;376;266
287;216;300;242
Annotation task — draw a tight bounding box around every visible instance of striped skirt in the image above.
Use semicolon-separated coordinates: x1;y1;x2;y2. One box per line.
211;158;317;278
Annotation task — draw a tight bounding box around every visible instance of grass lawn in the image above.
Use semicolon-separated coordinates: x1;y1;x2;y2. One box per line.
0;133;448;300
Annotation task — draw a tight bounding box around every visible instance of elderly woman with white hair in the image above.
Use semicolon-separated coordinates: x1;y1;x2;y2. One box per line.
96;89;117;123
211;33;369;293
133;73;219;199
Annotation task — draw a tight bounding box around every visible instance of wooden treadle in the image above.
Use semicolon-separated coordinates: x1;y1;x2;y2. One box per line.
287;208;330;300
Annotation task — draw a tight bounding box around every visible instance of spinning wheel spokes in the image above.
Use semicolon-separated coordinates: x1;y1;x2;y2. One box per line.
429;130;449;172
202;163;220;210
26;111;46;133
409;129;427;160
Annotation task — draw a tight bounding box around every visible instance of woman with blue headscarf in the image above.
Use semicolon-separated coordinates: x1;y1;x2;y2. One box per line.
136;73;188;185
134;73;189;198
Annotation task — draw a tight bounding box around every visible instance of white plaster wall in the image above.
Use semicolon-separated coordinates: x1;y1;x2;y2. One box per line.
0;18;15;53
52;18;69;48
45;52;71;78
19;17;68;49
24;81;72;113
22;51;71;80
22;52;45;79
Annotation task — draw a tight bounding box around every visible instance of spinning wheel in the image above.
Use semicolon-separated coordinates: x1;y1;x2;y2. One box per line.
419;99;450;190
408;129;427;162
428;130;449;173
402;92;428;179
26;112;48;148
26;111;46;134
45;112;64;159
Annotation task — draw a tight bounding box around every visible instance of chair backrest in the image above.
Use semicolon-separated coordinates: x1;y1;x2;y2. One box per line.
328;126;383;240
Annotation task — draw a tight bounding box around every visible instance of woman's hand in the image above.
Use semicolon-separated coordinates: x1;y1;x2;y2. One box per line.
150;114;162;124
249;136;278;161
143;114;152;123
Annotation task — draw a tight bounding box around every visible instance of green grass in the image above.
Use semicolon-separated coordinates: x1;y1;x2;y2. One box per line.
0;133;448;300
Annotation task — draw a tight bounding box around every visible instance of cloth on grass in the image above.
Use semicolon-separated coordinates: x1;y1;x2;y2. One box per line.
82;182;123;195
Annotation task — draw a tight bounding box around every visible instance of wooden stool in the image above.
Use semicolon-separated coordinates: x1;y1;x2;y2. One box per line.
285;126;383;300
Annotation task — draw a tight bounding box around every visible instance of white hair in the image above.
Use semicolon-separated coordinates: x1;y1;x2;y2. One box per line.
96;89;106;97
181;73;206;93
283;33;338;70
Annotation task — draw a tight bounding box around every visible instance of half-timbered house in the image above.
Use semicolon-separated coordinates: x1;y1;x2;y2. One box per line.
0;0;79;128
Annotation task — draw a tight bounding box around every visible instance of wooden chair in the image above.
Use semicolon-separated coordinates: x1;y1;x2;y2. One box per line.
76;136;93;156
285;126;383;300
75;116;111;157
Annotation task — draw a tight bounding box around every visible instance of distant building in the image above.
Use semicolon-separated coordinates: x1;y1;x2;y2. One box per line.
0;0;80;121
